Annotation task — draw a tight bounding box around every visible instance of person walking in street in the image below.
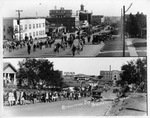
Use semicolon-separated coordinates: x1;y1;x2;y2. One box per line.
88;35;91;42
71;44;76;57
27;43;31;54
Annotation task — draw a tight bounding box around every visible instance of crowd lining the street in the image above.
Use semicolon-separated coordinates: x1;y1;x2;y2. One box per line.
3;89;91;106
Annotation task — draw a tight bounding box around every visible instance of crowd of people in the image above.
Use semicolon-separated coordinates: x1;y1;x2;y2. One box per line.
3;28;94;57
3;89;91;106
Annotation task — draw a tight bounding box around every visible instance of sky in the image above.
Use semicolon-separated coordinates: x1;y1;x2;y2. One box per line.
0;0;149;17
3;57;144;75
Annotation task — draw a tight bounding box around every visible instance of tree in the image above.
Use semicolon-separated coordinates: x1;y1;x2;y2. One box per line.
125;12;146;38
7;26;15;40
120;58;147;87
17;58;63;89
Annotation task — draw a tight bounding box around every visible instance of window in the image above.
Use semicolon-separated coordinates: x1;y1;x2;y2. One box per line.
39;31;40;35
25;24;27;30
33;24;35;28
33;32;35;36
36;24;38;28
36;31;38;36
4;35;6;39
29;32;32;36
39;23;41;28
20;25;23;31
29;24;31;29
43;23;45;27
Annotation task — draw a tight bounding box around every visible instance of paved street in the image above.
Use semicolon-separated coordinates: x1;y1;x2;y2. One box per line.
3;32;104;57
3;89;117;116
3;33;146;57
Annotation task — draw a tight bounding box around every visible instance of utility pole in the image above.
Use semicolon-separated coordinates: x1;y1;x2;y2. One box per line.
123;6;125;57
122;3;133;57
16;10;23;41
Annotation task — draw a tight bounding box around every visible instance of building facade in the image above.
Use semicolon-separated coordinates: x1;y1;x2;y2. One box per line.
3;63;17;86
13;18;47;40
100;71;112;80
49;7;72;18
46;17;75;32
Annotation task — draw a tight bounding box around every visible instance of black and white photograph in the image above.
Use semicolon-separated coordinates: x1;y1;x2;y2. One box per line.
1;0;148;57
2;57;147;116
0;0;149;117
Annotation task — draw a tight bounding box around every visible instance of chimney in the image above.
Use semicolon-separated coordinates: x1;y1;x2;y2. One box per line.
54;6;57;10
110;65;111;71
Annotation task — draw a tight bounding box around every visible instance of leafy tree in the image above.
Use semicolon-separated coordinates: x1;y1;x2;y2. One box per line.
125;12;146;38
17;58;63;89
119;58;147;87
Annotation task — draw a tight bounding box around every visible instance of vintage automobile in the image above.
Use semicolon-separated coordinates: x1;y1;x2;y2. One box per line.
92;34;104;44
91;89;103;102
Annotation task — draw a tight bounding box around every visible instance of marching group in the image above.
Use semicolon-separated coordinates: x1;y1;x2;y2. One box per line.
26;31;92;56
3;89;91;106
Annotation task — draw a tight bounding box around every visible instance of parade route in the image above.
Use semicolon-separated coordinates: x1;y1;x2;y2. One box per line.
3;88;117;116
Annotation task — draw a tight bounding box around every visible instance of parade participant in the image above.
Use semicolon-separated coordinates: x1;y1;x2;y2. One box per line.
88;35;91;42
33;43;36;52
27;43;31;54
71;44;76;57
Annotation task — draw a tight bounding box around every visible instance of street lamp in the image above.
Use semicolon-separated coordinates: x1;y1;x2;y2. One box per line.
122;3;133;57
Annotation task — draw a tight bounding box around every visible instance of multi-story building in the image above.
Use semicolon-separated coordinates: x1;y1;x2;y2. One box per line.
13;18;47;40
100;71;112;80
49;7;72;18
79;4;92;25
47;7;75;32
100;70;121;85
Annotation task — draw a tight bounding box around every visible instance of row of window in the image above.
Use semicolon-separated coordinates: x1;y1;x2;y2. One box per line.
25;30;45;37
50;10;72;14
16;23;45;31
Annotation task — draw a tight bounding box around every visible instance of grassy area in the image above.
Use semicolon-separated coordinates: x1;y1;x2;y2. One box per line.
108;93;147;116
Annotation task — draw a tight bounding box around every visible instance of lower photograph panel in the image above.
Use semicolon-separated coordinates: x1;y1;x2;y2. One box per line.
3;57;147;116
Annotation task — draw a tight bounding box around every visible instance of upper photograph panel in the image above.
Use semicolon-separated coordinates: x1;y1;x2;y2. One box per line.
2;0;147;57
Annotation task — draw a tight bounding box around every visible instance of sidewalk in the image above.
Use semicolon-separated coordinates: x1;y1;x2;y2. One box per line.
96;36;146;57
125;38;138;56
